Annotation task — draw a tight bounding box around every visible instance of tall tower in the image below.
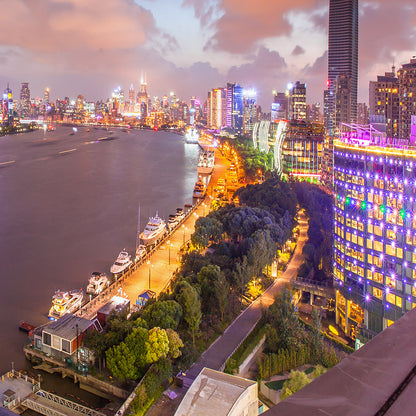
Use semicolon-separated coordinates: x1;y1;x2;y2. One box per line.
20;82;31;118
328;0;358;133
137;73;149;119
44;87;50;104
288;81;307;120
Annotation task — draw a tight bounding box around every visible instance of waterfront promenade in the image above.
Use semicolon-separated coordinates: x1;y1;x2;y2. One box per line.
77;148;230;319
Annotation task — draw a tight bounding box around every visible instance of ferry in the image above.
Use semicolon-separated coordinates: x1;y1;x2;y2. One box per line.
197;150;215;174
193;179;206;198
185;126;200;144
48;289;83;321
110;250;132;274
140;213;167;245
86;272;110;296
135;244;147;262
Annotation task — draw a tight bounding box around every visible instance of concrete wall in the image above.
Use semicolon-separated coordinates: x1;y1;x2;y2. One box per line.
237;335;266;378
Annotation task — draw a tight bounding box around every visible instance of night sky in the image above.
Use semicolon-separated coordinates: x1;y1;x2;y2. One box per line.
0;0;415;107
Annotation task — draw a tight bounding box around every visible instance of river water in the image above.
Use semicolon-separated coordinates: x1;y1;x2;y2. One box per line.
0;126;199;374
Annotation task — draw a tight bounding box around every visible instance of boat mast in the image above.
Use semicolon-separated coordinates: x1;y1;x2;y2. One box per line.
136;203;141;249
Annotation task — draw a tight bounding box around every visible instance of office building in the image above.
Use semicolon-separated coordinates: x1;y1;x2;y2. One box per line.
369;68;399;138
226;83;244;133
288;81;307;120
243;90;257;134
19;82;31;118
271;92;289;121
252;120;324;181
397;57;416;141
2;84;14;125
328;0;359;133
207;87;226;130
333;123;416;342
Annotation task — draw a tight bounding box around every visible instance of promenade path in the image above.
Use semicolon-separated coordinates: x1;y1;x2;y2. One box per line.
186;210;309;379
147;211;309;416
78;148;231;320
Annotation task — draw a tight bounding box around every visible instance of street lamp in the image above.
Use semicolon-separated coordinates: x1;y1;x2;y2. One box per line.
147;261;153;289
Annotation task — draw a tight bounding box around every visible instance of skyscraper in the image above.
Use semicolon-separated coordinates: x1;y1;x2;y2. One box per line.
207;87;226;130
328;0;358;133
288;81;306;120
19;82;31;118
226;83;244;133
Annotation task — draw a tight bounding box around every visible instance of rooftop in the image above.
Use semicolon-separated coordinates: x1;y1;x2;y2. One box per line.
174;368;256;416
43;313;93;341
265;306;416;416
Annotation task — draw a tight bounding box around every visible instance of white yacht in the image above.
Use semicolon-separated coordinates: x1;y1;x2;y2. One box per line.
135;244;147;262
197;150;215;174
193;179;206;198
140;213;167;245
86;272;110;296
110;249;132;274
185;126;200;144
48;289;83;321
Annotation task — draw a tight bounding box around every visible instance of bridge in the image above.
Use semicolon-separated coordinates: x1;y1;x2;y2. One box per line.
291;276;335;305
0;370;105;416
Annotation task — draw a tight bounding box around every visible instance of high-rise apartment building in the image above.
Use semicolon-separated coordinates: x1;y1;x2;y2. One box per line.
397;58;416;141
369;68;399;138
357;102;369;125
207;87;226;130
288;81;306;120
243;90;257;134
44;87;50;105
19;82;31;118
328;0;359;133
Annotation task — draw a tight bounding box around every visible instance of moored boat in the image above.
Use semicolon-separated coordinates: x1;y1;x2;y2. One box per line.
86;272;110;295
135;244;147;262
197;150;215;174
185;126;200;144
110;250;132;274
193;179;206;198
48;289;83;321
140;213;167;245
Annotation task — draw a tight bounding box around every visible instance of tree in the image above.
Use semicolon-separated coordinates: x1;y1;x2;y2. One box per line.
82;329;107;371
106;341;138;380
178;282;202;346
280;370;311;400
141;300;183;330
192;216;223;249
146;327;169;363
166;328;184;359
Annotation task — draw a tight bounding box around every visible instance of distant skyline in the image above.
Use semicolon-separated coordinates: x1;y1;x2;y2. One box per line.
0;0;415;108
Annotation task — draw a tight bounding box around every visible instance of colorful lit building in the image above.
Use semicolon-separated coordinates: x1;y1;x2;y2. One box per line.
252;119;324;181
333;123;416;343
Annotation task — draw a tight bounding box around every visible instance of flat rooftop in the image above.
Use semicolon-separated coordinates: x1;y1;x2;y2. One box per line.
174;368;256;416
265;306;416;415
43;313;92;340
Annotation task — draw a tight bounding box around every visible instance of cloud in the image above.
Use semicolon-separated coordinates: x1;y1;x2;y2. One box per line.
185;0;328;54
291;45;305;56
0;0;156;53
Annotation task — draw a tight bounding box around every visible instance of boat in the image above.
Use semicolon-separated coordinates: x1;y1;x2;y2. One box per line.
110;250;132;274
19;321;36;333
168;214;180;230
135;244;147;262
197;150;215;174
139;213;167;245
175;207;185;221
48;289;83;321
86;272;110;296
193;179;206;198
185;126;200;144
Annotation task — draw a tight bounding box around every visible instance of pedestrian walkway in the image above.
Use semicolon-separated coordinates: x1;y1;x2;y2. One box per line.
185;211;309;380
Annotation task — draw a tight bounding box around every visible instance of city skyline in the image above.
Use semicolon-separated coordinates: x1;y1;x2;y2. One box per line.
0;0;415;107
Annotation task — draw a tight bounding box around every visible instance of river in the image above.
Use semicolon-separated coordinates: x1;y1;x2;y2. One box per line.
0;126;199;374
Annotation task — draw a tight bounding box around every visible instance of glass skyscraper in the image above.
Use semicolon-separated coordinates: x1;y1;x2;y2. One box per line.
328;0;358;134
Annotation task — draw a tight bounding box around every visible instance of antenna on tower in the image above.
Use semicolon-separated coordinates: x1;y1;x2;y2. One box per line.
392;58;396;76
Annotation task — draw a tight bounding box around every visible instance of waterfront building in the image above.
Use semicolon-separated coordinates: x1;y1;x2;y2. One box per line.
369;68;399;138
333;123;416;342
327;0;359;133
207;87;226;130
397;57;416;141
271;92;289;121
2;84;14;125
288;81;307;120
19;82;31;118
252;119;324;181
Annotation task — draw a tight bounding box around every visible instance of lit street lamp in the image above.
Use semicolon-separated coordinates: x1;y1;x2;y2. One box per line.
147;261;153;289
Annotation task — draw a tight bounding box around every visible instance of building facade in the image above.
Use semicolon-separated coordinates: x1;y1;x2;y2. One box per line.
328;0;359;133
369;68;399;138
333;124;416;342
397;57;416;141
289;81;307;120
253;120;324;181
207;87;226;130
19;82;31;118
226;83;244;133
